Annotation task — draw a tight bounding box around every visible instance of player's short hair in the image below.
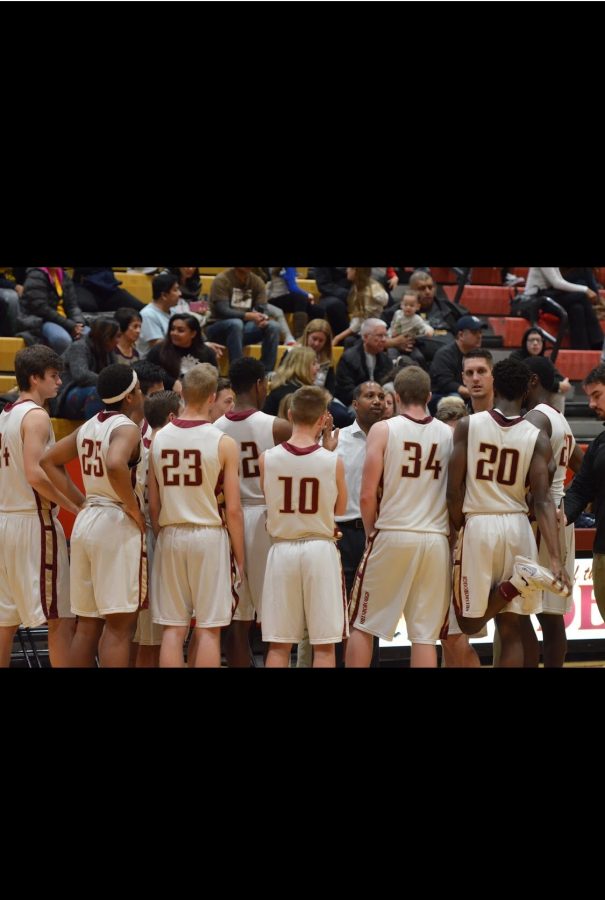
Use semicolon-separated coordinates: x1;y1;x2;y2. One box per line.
492;357;531;401
289;385;329;426
97;364;139;411
143;390;181;429
132;360;168;395
436;396;468;423
584;363;605;388
14;345;63;392
182;363;218;404
393;365;431;405
462;349;494;371
525;356;556;393
229;356;266;394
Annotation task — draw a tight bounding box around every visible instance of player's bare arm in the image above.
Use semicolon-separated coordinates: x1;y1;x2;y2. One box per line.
106;425;145;533
220;434;245;577
529;432;572;593
23;410;82;515
334;456;347;517
148;458;161;539
360;420;388;537
272;416;293;444
446;417;469;531
40;428;86;510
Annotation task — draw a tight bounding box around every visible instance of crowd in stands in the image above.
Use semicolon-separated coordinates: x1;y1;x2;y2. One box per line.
2;265;605;427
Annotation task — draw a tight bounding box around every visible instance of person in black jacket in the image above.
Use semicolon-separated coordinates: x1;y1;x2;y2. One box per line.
564;363;605;624
72;268;145;313
21;267;87;353
53;318;119;419
145;313;218;390
314;267;352;337
429;315;483;404
334;319;391;407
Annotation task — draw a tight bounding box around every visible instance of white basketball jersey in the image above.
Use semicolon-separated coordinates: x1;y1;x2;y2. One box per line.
142;427;153;527
264;442;338;540
375;414;453;534
214;409;275;505
463;410;539;515
534;402;571;505
152;418;225;528
77;412;144;508
0;400;54;514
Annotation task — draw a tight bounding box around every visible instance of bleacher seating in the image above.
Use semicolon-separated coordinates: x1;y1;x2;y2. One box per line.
0;337;25;372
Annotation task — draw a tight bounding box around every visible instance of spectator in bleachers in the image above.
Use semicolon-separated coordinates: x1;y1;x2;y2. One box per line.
314;267;353;338
114;308;142;366
301;318;336;393
429;315;483;404
510;327;571;404
525;267;602;350
267;267;316;339
0;270;23;335
137;272;181;357
53;318;119;420
22;267;88;354
206;267;280;373
409;270;462;363
262;347;318;416
145;313;218;389
382;387;397;419
166;267;202;303
332;268;389;348
461;349;494;414
387;289;433;370
72;268;145;313
334;318;391;407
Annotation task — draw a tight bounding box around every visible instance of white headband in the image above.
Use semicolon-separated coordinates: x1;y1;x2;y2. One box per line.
102;370;139;404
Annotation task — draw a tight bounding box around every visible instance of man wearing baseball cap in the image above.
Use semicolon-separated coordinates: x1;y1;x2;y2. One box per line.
429;315;484;404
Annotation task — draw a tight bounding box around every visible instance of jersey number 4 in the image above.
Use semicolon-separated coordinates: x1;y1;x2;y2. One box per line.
401;442;442;479
160;449;203;486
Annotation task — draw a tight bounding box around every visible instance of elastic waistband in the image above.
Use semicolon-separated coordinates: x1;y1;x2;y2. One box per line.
337;518;364;529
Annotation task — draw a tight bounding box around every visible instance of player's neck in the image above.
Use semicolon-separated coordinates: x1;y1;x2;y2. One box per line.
526;390;550;410
180;403;211;421
400;403;428;419
493;398;522;417
19;390;44;407
471;393;494;413
289;425;319;447
233;393;258;412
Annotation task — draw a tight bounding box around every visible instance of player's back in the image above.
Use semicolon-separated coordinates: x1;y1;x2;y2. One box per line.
264;442;337;540
0;399;53;514
463;410;539;515
534;404;575;505
152;418;225;527
214;409;275;505
77;411;144;508
375;414;453;534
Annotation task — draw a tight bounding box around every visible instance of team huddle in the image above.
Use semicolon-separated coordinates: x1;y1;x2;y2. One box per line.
0;345;573;668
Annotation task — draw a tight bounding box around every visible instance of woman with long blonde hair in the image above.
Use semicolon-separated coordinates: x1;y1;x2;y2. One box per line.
263;346;319;416
300;318;335;392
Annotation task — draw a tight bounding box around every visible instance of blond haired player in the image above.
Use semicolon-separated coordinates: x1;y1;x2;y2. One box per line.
148;363;244;668
260;386;347;668
347;367;453;668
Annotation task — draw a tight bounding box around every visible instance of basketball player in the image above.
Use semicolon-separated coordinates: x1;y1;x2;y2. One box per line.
213;356;292;666
447;357;572;667
0;346;82;667
259;385;347;668
148;363;244;668
347;367;453;668
524;356;583;667
131;390;182;667
42;364;147;667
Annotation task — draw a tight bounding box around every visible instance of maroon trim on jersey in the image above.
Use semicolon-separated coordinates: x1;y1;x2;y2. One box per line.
2;399;39;413
338;557;348;641
489;410;524;427
225;409;258;421
143;437;152;449
438;600;451;642
139;532;149;610
349;530;378;627
230;549;241;619
97;411;123;422
33;490;59;620
141;419;149;437
171;418;211;428
281;442;320;456
401;414;433;424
